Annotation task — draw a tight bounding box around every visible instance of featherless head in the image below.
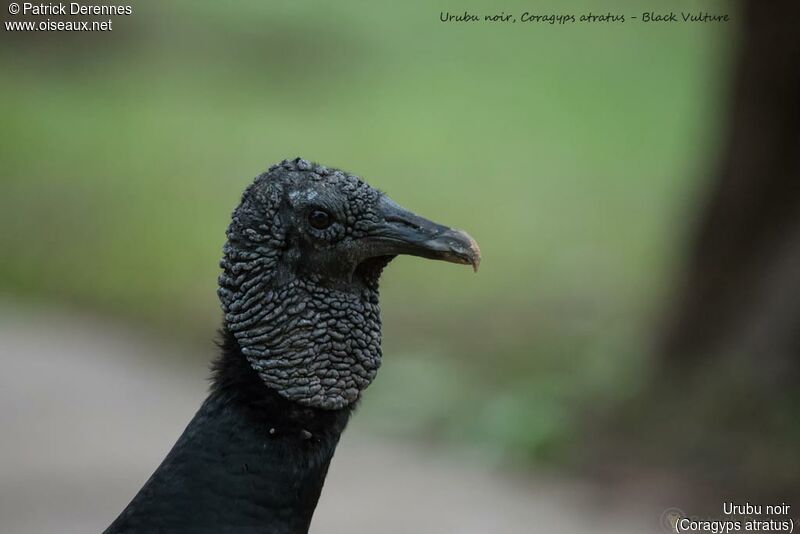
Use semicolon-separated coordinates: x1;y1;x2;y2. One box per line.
219;158;480;410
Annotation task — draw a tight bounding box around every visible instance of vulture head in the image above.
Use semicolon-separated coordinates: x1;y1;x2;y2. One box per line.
218;158;480;410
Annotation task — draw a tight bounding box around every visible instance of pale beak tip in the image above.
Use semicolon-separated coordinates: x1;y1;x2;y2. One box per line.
461;231;481;273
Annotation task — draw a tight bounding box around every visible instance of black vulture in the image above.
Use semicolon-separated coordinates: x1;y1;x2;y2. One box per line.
104;158;481;534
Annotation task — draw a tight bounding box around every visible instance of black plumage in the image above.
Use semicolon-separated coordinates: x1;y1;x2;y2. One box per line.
104;158;480;534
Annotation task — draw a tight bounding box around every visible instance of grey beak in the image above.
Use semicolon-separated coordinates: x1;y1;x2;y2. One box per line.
361;197;481;272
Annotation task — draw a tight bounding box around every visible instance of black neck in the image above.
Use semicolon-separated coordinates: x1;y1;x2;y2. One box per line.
105;329;354;534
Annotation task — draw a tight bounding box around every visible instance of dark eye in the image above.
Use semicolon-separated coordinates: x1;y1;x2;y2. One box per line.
308;209;333;230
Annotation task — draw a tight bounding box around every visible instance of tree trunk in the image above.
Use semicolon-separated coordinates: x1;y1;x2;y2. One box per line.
602;0;800;503
661;0;800;382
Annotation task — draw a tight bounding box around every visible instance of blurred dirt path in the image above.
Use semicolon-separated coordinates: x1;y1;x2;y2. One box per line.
0;304;659;533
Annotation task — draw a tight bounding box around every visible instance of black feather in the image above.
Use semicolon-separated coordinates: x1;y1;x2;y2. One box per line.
104;329;352;534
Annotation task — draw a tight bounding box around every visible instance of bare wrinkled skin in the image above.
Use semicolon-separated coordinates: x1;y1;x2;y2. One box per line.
218;158;386;409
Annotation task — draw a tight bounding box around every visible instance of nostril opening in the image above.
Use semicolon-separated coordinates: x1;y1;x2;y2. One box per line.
385;215;423;230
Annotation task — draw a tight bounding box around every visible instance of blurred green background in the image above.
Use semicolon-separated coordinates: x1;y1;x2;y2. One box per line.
0;0;735;466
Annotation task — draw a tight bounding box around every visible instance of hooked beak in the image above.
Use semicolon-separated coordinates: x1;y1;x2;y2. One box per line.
361;197;481;272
